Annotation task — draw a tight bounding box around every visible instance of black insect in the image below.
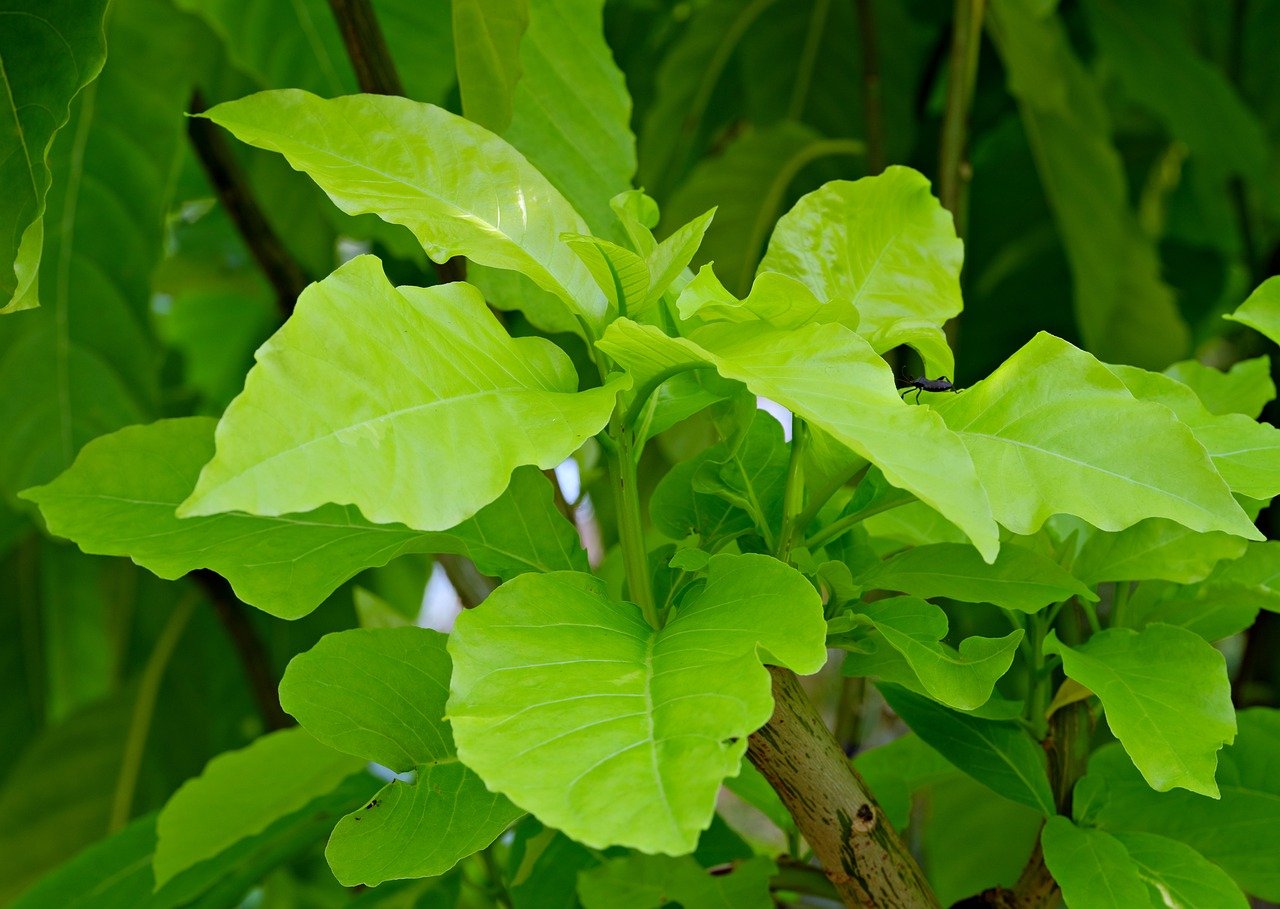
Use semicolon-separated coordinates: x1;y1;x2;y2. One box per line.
896;370;958;404
365;798;381;810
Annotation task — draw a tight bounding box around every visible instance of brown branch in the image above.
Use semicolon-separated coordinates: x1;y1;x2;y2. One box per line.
194;570;293;731
187;91;310;314
438;554;498;609
327;0;404;96
749;667;941;909
854;0;886;175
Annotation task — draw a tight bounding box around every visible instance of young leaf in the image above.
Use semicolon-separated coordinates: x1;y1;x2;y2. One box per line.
933;332;1261;541
153;728;366;887
858;541;1095;613
878;685;1054;815
180;256;619;532
1163;356;1275;419
280;628;522;885
758;168;961;375
453;0;530;132
1225;277;1280;346
679;266;858;332
23;418;586;618
577;854;777;909
1076;710;1280;900
642;208;715;314
0;0;109;314
1040;816;1154;909
447;553;827;854
562;234;650;317
598;318;1000;560
199;90;608;334
1045;625;1235;797
841;597;1022;711
1071;519;1247;587
1112;832;1250;909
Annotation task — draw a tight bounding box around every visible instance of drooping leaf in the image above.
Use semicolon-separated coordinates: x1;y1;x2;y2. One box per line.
0;0;110;314
858;541;1095;613
453;0;529;132
1045;625;1235;797
878;685;1054;815
598;318;999;560
24;418;585;618
577;854;777;909
280;628;522;885
1076;710;1280;900
987;0;1188;367
1040;817;1154;909
1163;356;1275;420
153;727;367;886
932;332;1261;540
1225;276;1280;347
179;256;619;532
447;553;827;854
758;168;961;374
200;90;608;334
1071;519;1247;587
1112;832;1250;909
840;597;1022;711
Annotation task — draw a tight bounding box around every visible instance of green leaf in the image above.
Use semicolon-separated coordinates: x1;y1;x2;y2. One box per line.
0;0;109;314
643;208;715;314
1071;519;1247;587
577;854;777;909
280;628;522;885
853;733;957;830
598;318;999;560
200;90;608;335
179;256;619;532
877;684;1055;815
1076;710;1280;900
758;168;961;374
679;266;848;332
933;332;1261;540
1112;832;1250;909
447;553;827;854
987;0;1188;367
859;541;1095;613
1044;625;1235;797
1040;817;1154;909
453;0;529;132
1163;356;1275;420
24;418;585;618
841;597;1021;711
153;727;366;887
562;234;650;318
1225;276;1280;347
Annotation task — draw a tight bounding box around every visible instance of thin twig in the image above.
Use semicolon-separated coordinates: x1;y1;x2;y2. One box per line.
187;91;310;314
854;0;886;175
326;0;404;95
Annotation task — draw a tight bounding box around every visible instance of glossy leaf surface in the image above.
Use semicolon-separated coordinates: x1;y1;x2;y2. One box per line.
1041;817;1153;909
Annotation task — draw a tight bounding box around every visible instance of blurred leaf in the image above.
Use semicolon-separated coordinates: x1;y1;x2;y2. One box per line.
1163;356;1275;420
453;0;529;131
1045;626;1235;797
853;733;955;830
1040;816;1153;909
578;854;777;909
448;554;827;854
179;256;619;533
1225;276;1280;347
0;0;109;314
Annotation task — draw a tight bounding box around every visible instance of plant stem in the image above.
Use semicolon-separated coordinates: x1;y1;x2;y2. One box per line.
109;594;197;832
478;845;513;909
1023;613;1048;739
804;495;908;550
326;0;403;95
609;428;658;627
771;856;842;901
748;667;941;909
776;418;810;562
938;0;985;235
1110;580;1132;629
853;0;886;175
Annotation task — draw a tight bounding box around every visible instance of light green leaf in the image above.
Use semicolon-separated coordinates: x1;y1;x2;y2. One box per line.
1045;625;1235;797
853;733;957;830
1163;356;1275;420
0;0;109;314
447;553;827;854
598;318;999;560
1041;817;1154;909
179;256;619;532
578;854;777;909
453;0;529;132
1225;277;1280;347
841;597;1022;711
201;90;607;334
1113;832;1250;909
678;266;859;333
859;541;1095;613
23;418;584;618
933;333;1261;540
562;234;650;318
281;628;521;885
987;0;1188;367
1071;519;1247;587
1108;363;1280;501
878;685;1054;815
1076;710;1280;900
759;168;960;375
644;208;715;313
153;727;366;887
